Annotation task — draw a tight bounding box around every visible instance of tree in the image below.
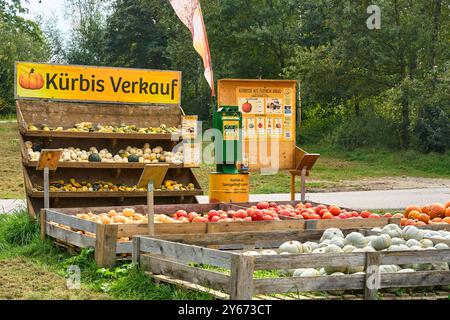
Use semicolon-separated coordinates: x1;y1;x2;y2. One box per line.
0;0;49;114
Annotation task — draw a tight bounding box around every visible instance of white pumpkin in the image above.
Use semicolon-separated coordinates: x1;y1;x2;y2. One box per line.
320;228;344;242
301;242;314;253
342;245;356;252
371;227;383;233
431;263;449;271
413;263;433;271
329;236;345;248
434;243;450;250
279;241;303;254
391;237;406;246
379;265;400;273
318;268;327;275
303;241;320;251
324;245;346;274
406;239;422;248
398;268;415;273
292;268;307;277
261;249;277;255
420;239;434;248
299;268;321;277
242;251;259;256
344;232;367;248
370;234;392;251
402;226;423;241
312;248;325;254
319;240;332;248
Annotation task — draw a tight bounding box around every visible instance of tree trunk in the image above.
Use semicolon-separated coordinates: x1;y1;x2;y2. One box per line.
400;94;410;149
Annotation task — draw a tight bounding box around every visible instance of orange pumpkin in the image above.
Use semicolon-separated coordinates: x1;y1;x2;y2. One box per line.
445;201;450;209
432;217;443;223
442;217;450;224
429;203;445;219
418;213;430;224
414;221;426;226
19;69;44;90
445;207;450;217
400;217;408;226
420;205;430;214
403;205;421;218
408;210;421;220
393;213;403;219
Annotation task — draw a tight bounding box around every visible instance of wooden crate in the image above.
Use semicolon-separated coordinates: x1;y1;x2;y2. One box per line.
16;100;203;217
134;231;450;300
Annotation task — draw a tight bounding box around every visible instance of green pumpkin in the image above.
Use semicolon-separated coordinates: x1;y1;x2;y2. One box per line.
128;154;140;162
88;153;101;162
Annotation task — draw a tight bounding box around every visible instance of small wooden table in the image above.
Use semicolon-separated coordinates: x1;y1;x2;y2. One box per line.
290;153;320;201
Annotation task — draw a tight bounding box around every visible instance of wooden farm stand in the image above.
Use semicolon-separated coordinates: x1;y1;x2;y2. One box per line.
133;229;450;300
40;201;400;267
16;100;203;218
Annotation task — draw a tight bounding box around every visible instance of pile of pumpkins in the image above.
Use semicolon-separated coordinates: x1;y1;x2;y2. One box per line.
25;141;184;165
400;202;450;226
242;225;450;291
27;122;180;134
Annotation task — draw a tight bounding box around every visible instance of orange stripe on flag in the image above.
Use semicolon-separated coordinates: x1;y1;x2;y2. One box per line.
169;0;215;96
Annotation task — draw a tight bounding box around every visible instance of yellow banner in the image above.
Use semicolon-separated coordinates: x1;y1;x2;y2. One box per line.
15;62;181;104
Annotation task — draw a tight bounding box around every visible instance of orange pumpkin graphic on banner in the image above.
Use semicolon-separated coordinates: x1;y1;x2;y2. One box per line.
19;69;44;90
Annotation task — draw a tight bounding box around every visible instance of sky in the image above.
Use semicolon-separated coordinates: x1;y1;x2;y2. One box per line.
21;0;70;38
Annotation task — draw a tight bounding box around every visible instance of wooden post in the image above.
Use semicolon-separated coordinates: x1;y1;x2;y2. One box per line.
43;167;50;209
364;252;381;300
290;173;296;201
300;168;307;202
132;237;141;265
229;254;254;300
95;223;118;268
40;209;47;240
147;182;155;236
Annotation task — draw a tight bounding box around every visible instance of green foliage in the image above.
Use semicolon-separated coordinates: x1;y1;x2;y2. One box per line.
1;211;39;246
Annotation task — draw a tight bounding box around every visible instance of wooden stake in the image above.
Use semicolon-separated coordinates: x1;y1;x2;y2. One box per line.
95;224;118;268
364;252;381;300
44;167;50;209
290;173;296;201
147;182;155;236
40;209;47;240
300;168;307;202
229;254;254;300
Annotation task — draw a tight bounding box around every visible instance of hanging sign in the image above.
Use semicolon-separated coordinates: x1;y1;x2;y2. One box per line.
15;61;181;105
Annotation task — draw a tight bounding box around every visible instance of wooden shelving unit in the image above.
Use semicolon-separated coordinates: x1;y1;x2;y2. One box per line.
17;99;203;218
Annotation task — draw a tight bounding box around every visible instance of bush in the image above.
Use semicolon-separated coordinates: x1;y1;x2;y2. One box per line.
412;105;449;153
2;212;39;246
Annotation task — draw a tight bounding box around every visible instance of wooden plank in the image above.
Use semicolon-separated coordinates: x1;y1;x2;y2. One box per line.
425;237;450;246
23;130;179;140
152;229;325;247
253;274;365;294
132;237;140;264
229;254;255;300
40;209;46;240
313;218;395;230
364;252;381;300
94;224;118;267
45;209;97;233
150;274;229;300
138;236;233;268
380;271;450;288
254;252;366;270
206;220;305;233
25;161;196;169
380;249;450;265
29;190;203;198
116;241;132;254
140;254;231;293
137;164;169;189
46;223;96;248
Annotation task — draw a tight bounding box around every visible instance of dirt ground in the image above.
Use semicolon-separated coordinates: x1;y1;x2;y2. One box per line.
0;258;109;300
307;176;450;192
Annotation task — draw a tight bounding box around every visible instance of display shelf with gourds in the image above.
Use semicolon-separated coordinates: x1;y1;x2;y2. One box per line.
16;98;203;217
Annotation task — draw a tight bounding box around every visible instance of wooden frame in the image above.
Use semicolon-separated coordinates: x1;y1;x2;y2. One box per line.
134;232;450;300
40;201;401;268
17;99;203;218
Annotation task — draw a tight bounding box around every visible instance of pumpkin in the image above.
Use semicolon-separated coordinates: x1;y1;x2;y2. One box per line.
379;265;400;273
420;239;434;248
292;268;307;277
402;226;423;241
388;244;409;251
347;248;365;273
403;205;421;218
324;245;346;274
327;272;346;295
261;249;277;255
298;268;321;277
342;245;356;252
391;237;406;245
312;248;325;254
429;203;445;219
398;268;415;273
319;239;332;248
362;246;376;252
408;210;421;220
413;263;433;271
370;234;391;251
431;263;449;271
444;207;450;217
406;239;421;248
371;227;383;233
320;228;344;242
19;68;44;90
128;154;140;162
242;251;259;256
279;241;303;254
344;232;367;248
329;236;345;248
88;153;101;162
302;241;319;252
434;243;450;250
418;213;430;224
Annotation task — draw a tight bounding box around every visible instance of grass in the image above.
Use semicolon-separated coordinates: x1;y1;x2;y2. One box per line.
0;211;213;300
0;121;449;198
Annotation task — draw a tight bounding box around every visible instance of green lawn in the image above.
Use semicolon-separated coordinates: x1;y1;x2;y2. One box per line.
0;212;213;300
1;121;449;198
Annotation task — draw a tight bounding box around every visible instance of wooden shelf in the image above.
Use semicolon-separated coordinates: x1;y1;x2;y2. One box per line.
24;160;198;169
28;190;203;198
22;130;181;140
